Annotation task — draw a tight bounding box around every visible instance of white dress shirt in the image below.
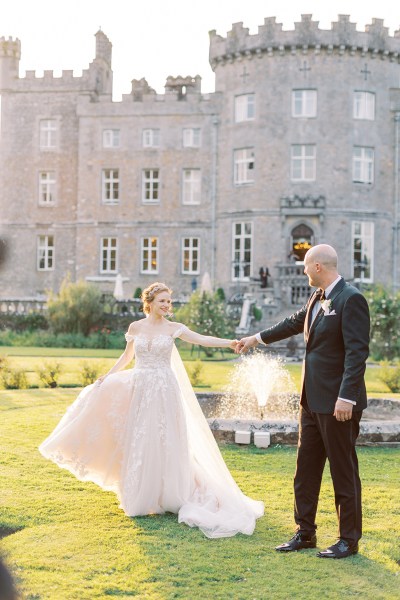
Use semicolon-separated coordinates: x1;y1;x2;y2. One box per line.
255;275;356;406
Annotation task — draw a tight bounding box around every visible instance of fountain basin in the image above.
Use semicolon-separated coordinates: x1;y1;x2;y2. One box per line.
196;393;400;446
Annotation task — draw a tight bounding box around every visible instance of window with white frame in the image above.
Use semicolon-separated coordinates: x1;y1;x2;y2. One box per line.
37;235;54;270
39;119;57;149
291;145;316;181
142;169;160;203
182;128;201;147
352;146;374;184
352;221;374;282
142;129;160;148
232;222;252;280
233;148;255;185
182;237;200;274
102;169;120;204
100;237;118;273
103;129;120;148
353;92;375;120
38;171;56;205
141;237;159;273
234;94;255;122
292;90;317;118
182;169;201;205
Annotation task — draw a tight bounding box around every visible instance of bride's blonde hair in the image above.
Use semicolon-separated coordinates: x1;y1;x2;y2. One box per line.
141;282;172;315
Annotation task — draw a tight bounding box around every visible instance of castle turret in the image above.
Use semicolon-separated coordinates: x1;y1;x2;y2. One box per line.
95;30;112;66
88;30;113;96
0;37;21;91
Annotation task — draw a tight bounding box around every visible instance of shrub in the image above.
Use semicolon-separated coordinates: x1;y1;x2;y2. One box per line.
253;305;263;321
47;277;104;336
188;360;204;386
365;285;400;360
0;363;28;389
0;313;49;333
215;288;225;301
35;361;63;388
133;287;142;299
174;291;236;357
378;361;400;393
78;361;106;386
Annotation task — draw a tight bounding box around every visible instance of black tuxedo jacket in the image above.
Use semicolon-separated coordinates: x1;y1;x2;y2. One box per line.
259;278;370;413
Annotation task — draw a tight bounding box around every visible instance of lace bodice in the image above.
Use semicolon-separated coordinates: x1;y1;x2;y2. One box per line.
125;326;187;370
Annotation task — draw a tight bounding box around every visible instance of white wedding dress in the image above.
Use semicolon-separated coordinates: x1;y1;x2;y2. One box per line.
39;326;264;538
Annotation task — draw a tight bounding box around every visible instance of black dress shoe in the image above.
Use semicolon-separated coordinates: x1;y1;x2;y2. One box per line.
317;539;359;559
275;532;317;552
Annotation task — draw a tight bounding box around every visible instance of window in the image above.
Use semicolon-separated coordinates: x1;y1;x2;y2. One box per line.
234;148;254;185
38;171;56;205
39;119;57;149
292;90;317;117
37;235;54;270
100;237;118;273
232;222;252;280
352;222;374;282
182;169;201;205
235;94;255;122
102;169;119;204
352;147;374;184
182;238;200;274
141;237;159;273
291;145;316;181
103;129;120;148
142;129;160;147
182;128;201;147
142;169;160;203
353;92;375;120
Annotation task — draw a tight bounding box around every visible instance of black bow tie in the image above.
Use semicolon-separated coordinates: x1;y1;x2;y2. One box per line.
315;288;326;301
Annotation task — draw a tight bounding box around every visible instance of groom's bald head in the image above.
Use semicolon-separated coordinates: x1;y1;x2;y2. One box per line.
306;244;338;271
303;244;339;289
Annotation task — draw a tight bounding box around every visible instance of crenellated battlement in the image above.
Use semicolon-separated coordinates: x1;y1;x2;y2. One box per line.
0;36;21;58
209;14;400;68
0;31;112;94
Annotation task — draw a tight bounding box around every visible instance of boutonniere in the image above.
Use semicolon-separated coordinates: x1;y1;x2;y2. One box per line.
320;299;336;316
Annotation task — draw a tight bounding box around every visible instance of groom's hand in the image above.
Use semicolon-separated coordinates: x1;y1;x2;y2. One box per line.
237;335;259;354
333;399;353;422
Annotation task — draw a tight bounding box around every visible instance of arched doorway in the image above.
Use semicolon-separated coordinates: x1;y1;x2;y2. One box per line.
291;224;314;261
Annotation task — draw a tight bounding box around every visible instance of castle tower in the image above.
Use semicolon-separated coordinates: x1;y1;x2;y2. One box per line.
0;37;21;91
89;30;113;96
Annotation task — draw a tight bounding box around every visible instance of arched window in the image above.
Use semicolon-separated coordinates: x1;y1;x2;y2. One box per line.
291;224;314;261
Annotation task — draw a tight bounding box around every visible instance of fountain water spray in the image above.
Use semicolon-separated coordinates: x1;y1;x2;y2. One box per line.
219;352;297;420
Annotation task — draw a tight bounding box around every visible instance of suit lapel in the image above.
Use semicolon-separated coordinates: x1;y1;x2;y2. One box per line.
307;278;346;341
305;290;320;341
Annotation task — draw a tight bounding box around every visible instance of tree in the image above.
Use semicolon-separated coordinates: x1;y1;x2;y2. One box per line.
47;277;104;336
174;291;235;356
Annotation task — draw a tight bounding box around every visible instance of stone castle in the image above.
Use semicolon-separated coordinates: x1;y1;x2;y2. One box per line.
0;14;400;310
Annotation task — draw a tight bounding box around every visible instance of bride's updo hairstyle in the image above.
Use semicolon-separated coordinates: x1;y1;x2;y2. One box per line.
141;282;172;315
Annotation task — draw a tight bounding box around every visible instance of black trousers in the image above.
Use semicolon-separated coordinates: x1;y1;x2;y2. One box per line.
294;397;362;545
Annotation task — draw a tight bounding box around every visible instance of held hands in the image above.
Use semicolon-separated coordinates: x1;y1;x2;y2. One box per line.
235;335;259;354
333;399;353;422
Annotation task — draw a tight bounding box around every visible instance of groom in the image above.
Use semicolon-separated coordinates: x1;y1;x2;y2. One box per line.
237;244;370;559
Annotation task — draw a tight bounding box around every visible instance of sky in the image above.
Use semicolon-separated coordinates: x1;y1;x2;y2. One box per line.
2;0;400;100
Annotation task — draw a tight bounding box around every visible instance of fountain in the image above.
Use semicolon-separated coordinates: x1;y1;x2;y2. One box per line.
218;352;297;420
195;352;400;447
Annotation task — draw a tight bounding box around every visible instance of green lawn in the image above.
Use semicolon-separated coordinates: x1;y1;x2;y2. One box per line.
1;345;398;396
0;389;399;599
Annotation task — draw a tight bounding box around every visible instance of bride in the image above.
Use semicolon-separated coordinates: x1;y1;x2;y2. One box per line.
39;282;264;538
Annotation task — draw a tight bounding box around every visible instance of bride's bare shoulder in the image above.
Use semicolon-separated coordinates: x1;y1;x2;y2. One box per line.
169;321;188;334
127;319;146;334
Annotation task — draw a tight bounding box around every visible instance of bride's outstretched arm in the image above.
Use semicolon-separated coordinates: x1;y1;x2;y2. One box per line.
178;326;237;350
97;338;135;383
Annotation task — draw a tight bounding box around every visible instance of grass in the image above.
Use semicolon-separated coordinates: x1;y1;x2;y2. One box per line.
0;389;399;599
1;344;399;396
